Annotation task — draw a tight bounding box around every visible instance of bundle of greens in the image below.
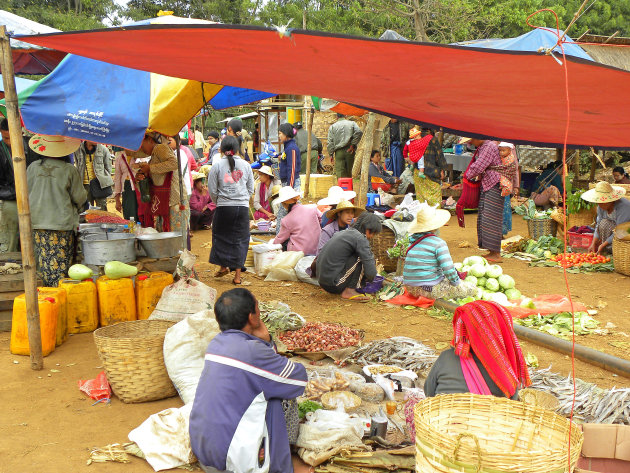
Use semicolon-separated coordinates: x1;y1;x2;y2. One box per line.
387;235;410;259
516;312;599;338
259;301;305;335
566;189;595;215
522;235;565;258
515;200;553;220
298;400;323;419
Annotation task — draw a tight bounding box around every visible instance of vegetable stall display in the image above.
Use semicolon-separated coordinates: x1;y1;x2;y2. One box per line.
277;322;362;352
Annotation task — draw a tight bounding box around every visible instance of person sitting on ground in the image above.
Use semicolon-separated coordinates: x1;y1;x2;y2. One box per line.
317;200;363;256
368;149;400;192
189;288;307;473
403;204;477;301
273;186;321;255
317;185;356;228
613;166;630;184
530;160;563;209
316;212;381;303
424;300;531;399
582;181;630;254
253;165;279;221
189;173;215;231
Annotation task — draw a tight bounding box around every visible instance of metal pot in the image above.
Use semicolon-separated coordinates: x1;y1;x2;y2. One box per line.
80;233;137;266
136;232;182;259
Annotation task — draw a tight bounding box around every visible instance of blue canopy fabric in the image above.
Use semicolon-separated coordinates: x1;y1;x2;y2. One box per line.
0;74;35;94
454;29;592;61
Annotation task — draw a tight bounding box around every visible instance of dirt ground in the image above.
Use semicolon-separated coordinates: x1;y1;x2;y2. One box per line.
1;210;629;473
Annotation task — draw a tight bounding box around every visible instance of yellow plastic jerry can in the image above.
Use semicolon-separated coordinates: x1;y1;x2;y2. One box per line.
58;278;99;333
135;271;174;320
10;293;58;356
38;287;68;346
96;276;136;326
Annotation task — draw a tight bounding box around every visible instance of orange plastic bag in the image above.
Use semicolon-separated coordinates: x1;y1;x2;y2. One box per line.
507;295;587;319
78;371;111;401
387;289;435;308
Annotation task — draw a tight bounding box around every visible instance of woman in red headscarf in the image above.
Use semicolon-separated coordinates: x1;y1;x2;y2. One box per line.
424;300;531;399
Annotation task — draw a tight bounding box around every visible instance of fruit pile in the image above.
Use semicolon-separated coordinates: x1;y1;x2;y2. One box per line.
550;252;611;268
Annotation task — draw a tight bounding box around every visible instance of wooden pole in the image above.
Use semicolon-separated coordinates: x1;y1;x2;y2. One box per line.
356;113;378;208
304;108;314;197
174;135;187;251
0;27;43;370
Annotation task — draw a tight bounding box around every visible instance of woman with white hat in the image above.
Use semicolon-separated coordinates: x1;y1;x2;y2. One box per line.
317;185;356;228
272;186;321;255
252;165;279;220
403;204;476;301
582;181;630;254
27;134;86;287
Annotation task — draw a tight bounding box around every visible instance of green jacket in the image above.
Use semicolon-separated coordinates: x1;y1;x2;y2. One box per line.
75;143;114;188
27;158;87;231
327;119;363;155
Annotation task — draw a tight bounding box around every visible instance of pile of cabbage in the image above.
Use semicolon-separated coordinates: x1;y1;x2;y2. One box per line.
453;256;531;307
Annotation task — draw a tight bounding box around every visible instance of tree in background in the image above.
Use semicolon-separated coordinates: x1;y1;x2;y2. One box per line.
4;0;120;30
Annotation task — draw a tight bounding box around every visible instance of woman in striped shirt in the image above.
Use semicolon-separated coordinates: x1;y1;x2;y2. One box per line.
403;205;476;300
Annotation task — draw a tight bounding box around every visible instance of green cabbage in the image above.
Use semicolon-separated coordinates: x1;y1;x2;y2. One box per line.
477;277;487;288
464;276;478;286
498;274;515;290
464;256;486;267
470;264;487;278
520;297;536;309
505;288;522;300
485;264;503;279
485;278;500;292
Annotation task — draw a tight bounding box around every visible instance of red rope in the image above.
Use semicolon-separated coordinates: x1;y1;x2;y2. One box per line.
526;9;578;471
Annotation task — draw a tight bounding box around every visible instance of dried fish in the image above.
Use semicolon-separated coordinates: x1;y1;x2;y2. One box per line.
529;366;630;424
341;337;437;375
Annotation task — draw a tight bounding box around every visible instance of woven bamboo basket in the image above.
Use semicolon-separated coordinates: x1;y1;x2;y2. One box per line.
300;174;337;199
613;236;630;276
527;218;557;240
94;320;176;403
518;388;560;411
567;207;597;228
370;226;398;272
414;393;582;473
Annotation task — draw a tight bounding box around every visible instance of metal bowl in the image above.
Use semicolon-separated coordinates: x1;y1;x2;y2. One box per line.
80;233;136;266
136;232;182;259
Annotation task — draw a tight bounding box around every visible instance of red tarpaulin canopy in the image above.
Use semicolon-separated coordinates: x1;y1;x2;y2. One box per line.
16;24;630;149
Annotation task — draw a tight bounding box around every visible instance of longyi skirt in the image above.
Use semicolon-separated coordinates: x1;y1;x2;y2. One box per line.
209;206;250;270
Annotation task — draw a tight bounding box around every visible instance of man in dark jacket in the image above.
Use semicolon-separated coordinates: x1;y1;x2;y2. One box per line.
190;288;307;473
294;122;322;174
317;212;382;302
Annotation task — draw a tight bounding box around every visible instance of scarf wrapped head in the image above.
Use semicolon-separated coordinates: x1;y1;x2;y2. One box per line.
452;300;531;397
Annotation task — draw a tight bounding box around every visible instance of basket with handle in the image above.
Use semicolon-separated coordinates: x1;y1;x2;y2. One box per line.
369;226;398;272
613;236;630;276
93;319;176;403
527;218;557;240
414;393;582;473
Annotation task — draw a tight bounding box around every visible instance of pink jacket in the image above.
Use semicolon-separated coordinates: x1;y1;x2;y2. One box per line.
273;204;322;256
189;188;215;213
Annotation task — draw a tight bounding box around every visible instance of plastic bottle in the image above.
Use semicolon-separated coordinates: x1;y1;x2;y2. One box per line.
58;278;99;333
135;271;174;320
96;275;137;326
128;217;135;233
38;287;68;346
10;294;58;356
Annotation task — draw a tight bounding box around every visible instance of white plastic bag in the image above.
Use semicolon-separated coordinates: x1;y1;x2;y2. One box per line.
149;278;217;322
295;256;319;286
377;188;394;207
128;404;195;471
163;310;220;404
264;251;304;282
252;243;282;276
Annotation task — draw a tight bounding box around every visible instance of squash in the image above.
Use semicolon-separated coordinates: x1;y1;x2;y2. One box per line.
104;261;138;279
68;264;93;281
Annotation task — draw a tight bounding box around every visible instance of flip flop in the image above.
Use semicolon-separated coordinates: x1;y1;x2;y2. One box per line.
214;268;230;278
347;294;370;303
486;258;503;264
232;278;242;285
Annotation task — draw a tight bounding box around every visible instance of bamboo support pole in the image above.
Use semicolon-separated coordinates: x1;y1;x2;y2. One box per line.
0;26;43;370
174;136;187;250
304;108;314;197
356;112;378;208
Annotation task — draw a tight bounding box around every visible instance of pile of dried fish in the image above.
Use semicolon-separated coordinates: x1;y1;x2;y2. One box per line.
341;337;437;375
260;301;305;335
530;366;630;424
0;262;21;275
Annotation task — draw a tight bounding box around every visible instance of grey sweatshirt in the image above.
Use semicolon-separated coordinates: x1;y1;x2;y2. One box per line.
207;155;254;207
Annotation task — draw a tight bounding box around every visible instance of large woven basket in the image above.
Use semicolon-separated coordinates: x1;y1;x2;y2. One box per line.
613;236;630;276
370;226;398;272
93;320;176;403
567;207;596;228
414;393;582;473
527;218;557;240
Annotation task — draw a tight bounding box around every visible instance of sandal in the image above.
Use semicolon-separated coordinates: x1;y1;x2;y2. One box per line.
347;294;370;303
214;268;230;278
232;277;242;285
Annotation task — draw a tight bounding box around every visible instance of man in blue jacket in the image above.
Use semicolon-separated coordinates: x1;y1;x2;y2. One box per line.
190;288;307;473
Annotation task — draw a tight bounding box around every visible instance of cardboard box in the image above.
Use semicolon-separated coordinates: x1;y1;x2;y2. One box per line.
578;424;630;473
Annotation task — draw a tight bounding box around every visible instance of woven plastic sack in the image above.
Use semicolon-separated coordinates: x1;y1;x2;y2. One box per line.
265;251;304;282
78;370;111;401
253;243;282;276
149;278;217;322
295;256;319;286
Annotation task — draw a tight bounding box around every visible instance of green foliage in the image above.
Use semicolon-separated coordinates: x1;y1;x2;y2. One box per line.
5;0;120;30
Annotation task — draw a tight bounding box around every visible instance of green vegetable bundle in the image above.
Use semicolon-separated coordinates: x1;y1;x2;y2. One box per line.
523;235;565;257
259;301;305;335
387;236;410;259
298;400;322;419
566;189;594;215
516;311;599;338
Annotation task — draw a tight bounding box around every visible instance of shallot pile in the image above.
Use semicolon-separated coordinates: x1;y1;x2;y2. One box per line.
84;210;129;225
277;322;361;352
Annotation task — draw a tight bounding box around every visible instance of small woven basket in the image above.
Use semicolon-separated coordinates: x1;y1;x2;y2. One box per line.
370;226;398;272
567;207;596;228
527;218;557;240
414;393;582;473
519;388;560;411
613;236;630;276
93;320;176;403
